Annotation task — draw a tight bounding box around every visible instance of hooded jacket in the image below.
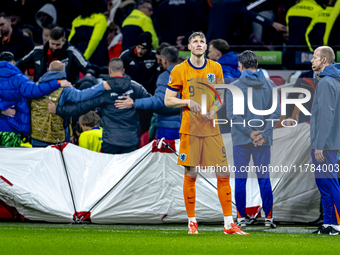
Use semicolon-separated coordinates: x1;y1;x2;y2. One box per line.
134;64;180;130
35;4;57;29
56;76;151;147
217;52;241;83
16;41;93;84
226;69;280;146
0;61;60;136
310;63;340;150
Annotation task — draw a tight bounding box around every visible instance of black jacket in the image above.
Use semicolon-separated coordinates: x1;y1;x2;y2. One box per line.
16;41;96;84
120;47;159;95
56;76;151;147
0;25;35;61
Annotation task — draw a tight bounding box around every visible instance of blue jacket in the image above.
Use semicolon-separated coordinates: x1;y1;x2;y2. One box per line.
0;61;60;136
217;52;241;133
310;64;340;150
217;52;241;83
135;64;181;129
38;71;105;106
227;69;280;146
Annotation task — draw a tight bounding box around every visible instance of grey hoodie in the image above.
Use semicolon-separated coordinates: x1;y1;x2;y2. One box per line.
35;4;57;29
310;63;340;150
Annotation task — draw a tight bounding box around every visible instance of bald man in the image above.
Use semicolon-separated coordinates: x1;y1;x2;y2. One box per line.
310;46;340;235
30;60;111;147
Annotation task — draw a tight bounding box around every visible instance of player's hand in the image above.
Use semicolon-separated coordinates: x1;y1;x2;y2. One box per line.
48;101;57;114
285;118;296;126
314;149;325;163
187;100;201;115
103;81;111;90
115;96;134;109
272;22;286;32
59;80;72;88
250;130;264;140
203;110;216;121
1;106;16;117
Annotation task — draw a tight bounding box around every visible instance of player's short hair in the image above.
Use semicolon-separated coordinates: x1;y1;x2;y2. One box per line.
0;12;10;20
188;32;205;44
317;46;335;64
137;0;152;7
50;27;65;40
49;60;65;71
161;46;178;64
209;39;230;55
79;111;101;128
0;51;14;62
109;58;124;72
157;42;171;55
238;50;258;69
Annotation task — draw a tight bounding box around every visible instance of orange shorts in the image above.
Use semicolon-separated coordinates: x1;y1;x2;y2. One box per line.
178;134;228;167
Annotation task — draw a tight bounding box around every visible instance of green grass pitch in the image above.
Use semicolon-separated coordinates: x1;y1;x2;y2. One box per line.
0;223;339;255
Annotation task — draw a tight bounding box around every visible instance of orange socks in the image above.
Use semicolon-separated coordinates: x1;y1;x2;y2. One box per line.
217;177;232;216
183;174;197;217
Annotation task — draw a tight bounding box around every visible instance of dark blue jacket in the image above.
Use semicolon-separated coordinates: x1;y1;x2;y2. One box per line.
0;61;60;136
135;64;180;129
227;69;280;146
310;64;340;150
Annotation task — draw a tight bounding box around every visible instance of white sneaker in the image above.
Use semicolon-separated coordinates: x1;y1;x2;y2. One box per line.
237;218;247;229
265;218;276;228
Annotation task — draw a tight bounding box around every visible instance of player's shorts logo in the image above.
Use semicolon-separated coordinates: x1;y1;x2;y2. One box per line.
180;153;187;161
207;73;215;83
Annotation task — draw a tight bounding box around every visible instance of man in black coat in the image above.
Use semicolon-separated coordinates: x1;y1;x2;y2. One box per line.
49;58;151;154
0;12;35;61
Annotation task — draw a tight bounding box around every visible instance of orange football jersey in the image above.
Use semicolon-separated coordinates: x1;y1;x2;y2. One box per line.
168;58;224;137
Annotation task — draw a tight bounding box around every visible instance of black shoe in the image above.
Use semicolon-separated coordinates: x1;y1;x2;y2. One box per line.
328;226;340;235
308;217;323;226
312;226;331;234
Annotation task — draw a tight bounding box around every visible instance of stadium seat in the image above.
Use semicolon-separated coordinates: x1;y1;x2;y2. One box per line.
270;76;285;86
140;131;149;148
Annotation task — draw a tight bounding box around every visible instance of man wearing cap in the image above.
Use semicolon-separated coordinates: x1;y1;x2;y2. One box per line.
120;31;159;135
0;51;72;147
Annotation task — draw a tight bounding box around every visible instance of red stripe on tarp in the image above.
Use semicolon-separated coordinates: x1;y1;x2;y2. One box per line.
51;142;69;152
0;176;13;186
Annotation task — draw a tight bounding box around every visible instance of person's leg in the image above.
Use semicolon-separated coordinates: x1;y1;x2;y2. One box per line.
31;138;52;147
233;144;251;222
101;142;120;154
120;145;138;154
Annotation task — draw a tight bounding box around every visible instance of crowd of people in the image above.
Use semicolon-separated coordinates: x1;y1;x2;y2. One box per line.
1;0;340;235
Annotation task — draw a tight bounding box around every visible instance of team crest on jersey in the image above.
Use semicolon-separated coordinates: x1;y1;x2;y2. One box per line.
169;75;172;84
180;153;187;162
207;73;215;83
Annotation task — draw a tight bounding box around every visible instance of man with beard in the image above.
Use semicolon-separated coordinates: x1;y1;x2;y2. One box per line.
0;12;34;61
16;26;96;84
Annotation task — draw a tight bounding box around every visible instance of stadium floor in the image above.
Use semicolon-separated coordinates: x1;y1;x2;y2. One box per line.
1;222;339;255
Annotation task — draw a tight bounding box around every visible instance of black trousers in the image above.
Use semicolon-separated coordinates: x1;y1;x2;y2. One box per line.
102;142;138;155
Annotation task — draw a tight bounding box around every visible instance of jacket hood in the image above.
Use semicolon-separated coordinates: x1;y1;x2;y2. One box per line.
35;3;57;29
319;63;340;79
0;61;22;78
38;71;67;83
107;76;131;93
239;68;266;87
217;52;239;69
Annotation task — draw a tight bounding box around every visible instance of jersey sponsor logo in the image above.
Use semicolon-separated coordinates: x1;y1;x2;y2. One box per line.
207;73;215;83
180;153;187;161
130;60;135;65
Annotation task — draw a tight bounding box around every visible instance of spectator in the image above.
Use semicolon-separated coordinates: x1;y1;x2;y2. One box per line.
309;46;340;235
49;0;83;29
107;21;123;60
226;50;280;229
30;60;110;147
324;0;340;49
35;4;57;30
78;111;103;152
16;26;101;84
115;46;181;140
114;0;135;28
208;38;241;133
69;0;109;67
206;0;286;44
0;12;35;61
154;0;198;49
42;24;57;46
156;42;170;72
305;2;334;51
120;32;158;134
0;51;71;147
49;58;151;155
121;0;159;51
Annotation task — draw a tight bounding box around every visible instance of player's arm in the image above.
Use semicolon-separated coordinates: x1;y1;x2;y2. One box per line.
164;88;201;114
